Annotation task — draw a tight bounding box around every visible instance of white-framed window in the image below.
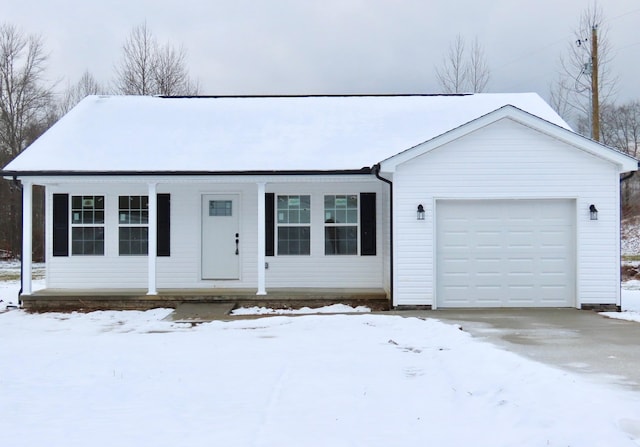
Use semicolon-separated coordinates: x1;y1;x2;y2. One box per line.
277;195;311;255
118;195;149;255
324;194;358;255
71;195;105;255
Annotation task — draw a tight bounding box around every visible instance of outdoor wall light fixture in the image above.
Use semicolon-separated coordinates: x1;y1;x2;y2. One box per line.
417;204;426;220
589;204;598;220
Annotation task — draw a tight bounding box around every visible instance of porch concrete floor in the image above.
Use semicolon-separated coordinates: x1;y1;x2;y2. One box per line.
22;288;389;312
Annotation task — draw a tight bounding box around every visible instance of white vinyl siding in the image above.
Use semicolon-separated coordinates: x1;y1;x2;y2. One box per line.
391;118;622;308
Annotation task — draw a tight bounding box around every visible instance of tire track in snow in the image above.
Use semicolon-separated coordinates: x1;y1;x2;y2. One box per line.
252;363;291;447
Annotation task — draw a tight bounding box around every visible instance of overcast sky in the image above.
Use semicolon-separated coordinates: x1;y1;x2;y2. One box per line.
3;0;640;104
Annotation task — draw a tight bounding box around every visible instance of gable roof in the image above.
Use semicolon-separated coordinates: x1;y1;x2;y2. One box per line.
3;93;573;174
379;104;639;173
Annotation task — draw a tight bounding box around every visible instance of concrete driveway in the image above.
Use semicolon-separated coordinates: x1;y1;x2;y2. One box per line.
410;309;640;391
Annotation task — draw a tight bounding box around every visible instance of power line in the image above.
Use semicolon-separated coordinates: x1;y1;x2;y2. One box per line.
606;7;640;23
494;7;640;72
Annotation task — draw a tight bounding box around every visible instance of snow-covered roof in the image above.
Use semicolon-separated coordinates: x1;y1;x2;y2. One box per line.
3;93;571;173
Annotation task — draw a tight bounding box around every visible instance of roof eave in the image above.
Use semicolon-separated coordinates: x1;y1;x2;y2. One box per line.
1;167;374;179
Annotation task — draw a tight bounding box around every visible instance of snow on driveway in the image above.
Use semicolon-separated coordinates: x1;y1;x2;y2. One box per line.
2;308;640;446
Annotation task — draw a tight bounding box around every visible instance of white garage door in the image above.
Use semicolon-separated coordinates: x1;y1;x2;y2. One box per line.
436;199;575;308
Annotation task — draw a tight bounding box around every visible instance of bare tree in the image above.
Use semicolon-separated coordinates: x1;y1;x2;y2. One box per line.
114;22;198;96
600;101;640;156
435;34;467;93
467;37;490;93
0;24;53;160
604;101;640;216
154;43;199;95
435;34;490;93
114;22;157;95
549;77;574;120
550;4;617;133
0;23;54;259
59;70;105;114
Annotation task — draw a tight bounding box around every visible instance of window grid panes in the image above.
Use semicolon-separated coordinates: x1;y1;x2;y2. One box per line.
277;195;311;224
278;227;310;256
119;195;149;224
71;195;104;224
209;200;232;216
71;227;104;255
324;195;358;255
71;195;105;255
277;195;311;255
119;195;149;256
119;227;149;256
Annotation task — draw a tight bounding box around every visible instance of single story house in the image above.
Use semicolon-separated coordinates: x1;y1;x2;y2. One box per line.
2;93;637;310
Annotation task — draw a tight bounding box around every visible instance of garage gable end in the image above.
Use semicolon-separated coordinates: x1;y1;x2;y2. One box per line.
379;105;638;173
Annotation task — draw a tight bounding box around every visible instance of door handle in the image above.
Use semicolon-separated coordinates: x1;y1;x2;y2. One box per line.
235;233;239;255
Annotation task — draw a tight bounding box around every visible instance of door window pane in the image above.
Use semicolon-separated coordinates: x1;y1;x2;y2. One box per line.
209;200;232;216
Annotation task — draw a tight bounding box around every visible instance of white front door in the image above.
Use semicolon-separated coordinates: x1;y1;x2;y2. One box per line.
202;194;240;280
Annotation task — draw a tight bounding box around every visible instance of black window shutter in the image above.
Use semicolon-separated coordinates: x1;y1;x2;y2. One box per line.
52;194;69;257
265;193;275;256
360;192;376;256
157;194;171;257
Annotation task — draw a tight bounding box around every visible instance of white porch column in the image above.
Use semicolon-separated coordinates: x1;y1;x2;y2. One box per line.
21;180;33;296
257;182;267;295
147;183;158;295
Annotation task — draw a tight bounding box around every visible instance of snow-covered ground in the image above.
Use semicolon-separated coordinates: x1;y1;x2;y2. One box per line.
2;306;640;445
2;263;640;445
231;303;371;315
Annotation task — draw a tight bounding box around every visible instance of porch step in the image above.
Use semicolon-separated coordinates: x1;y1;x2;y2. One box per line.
166;302;237;322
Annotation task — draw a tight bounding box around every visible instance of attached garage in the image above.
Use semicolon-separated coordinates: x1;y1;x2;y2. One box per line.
380;103;638;310
436;199;575;308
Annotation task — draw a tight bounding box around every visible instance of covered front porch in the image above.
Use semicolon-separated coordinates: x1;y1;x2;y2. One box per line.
17;173;389;311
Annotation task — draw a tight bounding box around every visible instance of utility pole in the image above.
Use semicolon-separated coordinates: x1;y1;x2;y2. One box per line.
591;25;600;141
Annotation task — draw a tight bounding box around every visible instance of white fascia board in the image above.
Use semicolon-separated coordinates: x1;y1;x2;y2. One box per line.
11;173;378;186
379;105;639;173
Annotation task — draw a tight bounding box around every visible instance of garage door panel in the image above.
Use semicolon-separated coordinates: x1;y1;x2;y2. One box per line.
436;200;575;308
